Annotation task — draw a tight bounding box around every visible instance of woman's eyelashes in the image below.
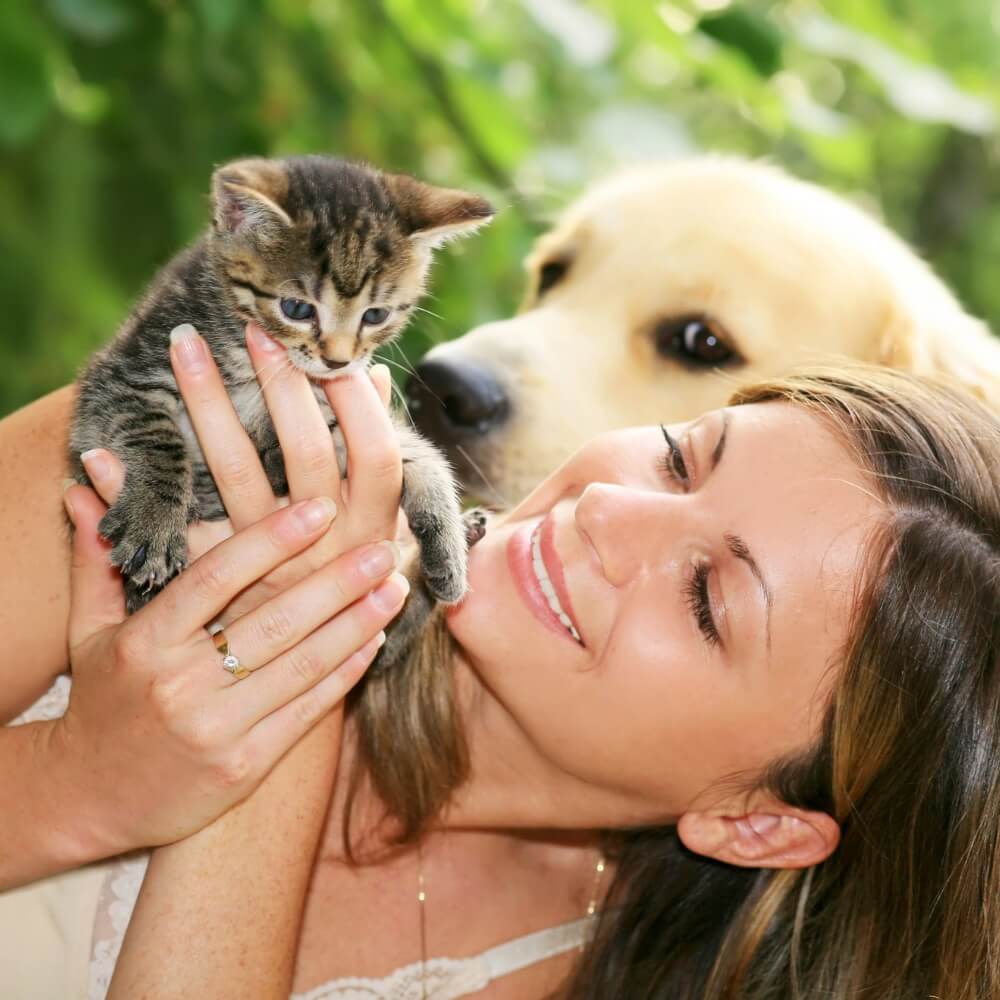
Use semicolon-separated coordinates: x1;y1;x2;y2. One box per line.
684;560;721;647
658;424;690;489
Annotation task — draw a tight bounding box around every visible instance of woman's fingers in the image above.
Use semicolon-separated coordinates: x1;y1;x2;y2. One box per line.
227;567;407;729
64;484;127;644
246;323;342;503
211;540;405;685
146;496;337;638
323;368;402;528
244;632;383;765
80;448;125;506
369;363;393;410
169;324;276;530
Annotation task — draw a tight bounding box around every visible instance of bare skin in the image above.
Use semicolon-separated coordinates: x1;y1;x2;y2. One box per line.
2;325;880;997
0;330;404;888
0;384;77;719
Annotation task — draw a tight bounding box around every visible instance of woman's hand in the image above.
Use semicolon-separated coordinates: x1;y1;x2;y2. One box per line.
82;324;411;623
51;322;406;859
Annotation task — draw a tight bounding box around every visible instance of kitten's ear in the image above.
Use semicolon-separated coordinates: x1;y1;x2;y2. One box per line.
212;159;293;242
386;173;494;247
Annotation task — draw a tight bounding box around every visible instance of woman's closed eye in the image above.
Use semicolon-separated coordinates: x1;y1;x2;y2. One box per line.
684;560;721;647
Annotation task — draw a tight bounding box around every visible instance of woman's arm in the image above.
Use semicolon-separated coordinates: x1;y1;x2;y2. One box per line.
0;386;101;883
0;325;401;889
108;329;405;997
0;385;76;719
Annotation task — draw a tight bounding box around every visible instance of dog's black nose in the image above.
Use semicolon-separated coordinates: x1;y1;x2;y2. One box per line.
406;358;510;438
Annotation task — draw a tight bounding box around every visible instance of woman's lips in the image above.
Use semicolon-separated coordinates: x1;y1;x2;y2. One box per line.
507;515;584;647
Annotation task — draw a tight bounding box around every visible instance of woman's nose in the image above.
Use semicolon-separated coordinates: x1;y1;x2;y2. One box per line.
575;482;681;587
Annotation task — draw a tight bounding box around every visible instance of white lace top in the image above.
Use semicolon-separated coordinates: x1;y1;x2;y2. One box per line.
8;675;594;1000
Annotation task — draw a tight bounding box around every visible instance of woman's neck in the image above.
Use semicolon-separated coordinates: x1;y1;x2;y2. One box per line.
318;647;654;864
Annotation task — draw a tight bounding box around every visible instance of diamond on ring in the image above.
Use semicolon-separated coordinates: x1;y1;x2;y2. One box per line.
212;627;250;680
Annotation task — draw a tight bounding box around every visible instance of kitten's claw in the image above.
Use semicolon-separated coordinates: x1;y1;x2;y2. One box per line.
128;544;148;574
99;499;189;613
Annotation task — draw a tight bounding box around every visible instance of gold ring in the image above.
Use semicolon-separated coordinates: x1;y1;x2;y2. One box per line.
212;628;250;680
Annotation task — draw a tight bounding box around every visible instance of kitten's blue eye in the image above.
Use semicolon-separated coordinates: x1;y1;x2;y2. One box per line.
361;307;390;326
280;298;315;321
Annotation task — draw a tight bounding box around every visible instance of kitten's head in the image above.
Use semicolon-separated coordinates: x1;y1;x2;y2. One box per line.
209;156;494;379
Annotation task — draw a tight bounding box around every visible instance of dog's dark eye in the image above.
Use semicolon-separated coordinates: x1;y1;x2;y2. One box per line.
280;298;316;321
654;316;736;366
361;307;390;326
536;259;569;297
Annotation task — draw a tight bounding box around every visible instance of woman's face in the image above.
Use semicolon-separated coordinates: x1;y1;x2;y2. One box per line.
447;401;882;823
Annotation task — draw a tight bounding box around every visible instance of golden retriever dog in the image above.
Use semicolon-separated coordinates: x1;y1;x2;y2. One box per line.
405;157;1000;503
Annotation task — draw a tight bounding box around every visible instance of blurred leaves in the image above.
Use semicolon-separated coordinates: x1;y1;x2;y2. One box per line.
0;0;998;414
698;8;784;77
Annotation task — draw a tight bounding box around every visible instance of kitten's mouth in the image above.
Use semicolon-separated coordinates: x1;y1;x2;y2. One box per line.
286;345;370;381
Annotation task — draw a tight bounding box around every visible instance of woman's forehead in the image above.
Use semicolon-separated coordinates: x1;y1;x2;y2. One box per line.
721;404;882;678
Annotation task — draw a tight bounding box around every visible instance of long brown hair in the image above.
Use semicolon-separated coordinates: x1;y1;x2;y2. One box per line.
570;367;1000;998
352;366;1000;998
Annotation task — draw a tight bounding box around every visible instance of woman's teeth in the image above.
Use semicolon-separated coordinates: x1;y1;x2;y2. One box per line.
531;524;582;643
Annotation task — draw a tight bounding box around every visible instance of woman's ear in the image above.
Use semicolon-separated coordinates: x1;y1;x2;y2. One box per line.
677;798;840;869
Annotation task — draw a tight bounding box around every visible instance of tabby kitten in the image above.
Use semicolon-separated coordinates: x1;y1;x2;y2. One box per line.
70;155;493;671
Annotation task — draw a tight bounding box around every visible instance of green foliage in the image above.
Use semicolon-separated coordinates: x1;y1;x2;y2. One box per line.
0;0;998;415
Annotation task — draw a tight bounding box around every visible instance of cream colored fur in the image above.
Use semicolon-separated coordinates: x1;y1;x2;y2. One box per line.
424;157;1000;503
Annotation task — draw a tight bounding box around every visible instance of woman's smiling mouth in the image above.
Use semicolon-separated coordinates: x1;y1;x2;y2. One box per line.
507;515;584;646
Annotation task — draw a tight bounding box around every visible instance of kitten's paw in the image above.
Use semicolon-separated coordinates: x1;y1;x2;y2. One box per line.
463;508;488;548
416;515;469;606
99;503;189;612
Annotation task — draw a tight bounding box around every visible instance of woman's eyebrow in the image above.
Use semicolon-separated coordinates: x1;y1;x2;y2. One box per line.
724;531;773;653
710;410;730;470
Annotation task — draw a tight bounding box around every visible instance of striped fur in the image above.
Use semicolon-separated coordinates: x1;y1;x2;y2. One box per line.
69;155;493;671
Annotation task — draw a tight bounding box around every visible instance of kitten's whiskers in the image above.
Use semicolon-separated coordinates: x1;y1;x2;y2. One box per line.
249;354;292;401
454;444;507;508
412;305;446;323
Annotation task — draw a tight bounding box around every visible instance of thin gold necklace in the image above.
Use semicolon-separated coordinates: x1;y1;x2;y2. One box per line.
416;842;606;999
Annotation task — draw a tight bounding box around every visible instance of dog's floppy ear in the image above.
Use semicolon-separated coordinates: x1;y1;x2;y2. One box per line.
875;293;1000;405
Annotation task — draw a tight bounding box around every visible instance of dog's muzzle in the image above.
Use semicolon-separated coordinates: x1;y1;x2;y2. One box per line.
406;357;510;443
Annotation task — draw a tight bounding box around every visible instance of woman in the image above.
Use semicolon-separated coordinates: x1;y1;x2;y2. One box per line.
3;321;999;999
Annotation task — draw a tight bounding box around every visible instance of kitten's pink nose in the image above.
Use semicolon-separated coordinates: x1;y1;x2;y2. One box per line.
320;334;356;365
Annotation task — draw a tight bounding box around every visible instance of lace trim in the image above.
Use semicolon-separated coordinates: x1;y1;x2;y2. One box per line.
8;672;71;725
88;852;151;1000
291;917;594;1000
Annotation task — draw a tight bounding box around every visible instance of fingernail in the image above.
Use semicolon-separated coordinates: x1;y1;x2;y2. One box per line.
80;449;110;483
62;485;77;524
364;631;387;661
359;540;400;579
247;323;282;353
291;496;337;532
370;572;410;613
370;363;390;384
170;324;208;371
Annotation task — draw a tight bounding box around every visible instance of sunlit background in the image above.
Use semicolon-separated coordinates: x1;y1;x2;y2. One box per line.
1;0;999;415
